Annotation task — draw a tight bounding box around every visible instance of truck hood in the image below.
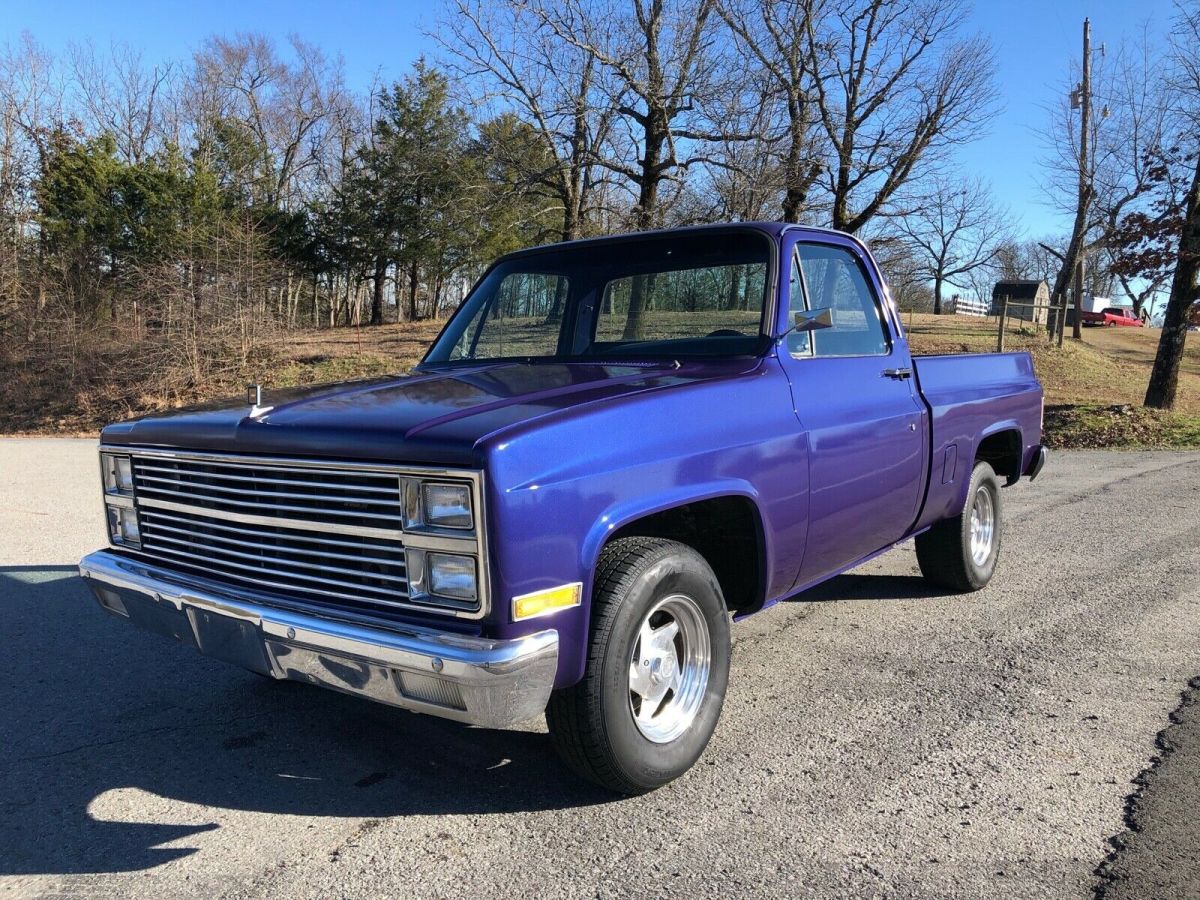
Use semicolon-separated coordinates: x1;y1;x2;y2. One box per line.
100;360;760;466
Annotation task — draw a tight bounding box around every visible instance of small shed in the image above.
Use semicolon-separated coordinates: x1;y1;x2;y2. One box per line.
991;281;1049;326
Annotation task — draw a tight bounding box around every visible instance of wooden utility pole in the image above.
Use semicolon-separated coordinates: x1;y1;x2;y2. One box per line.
997;297;1009;352
1071;18;1092;340
1057;293;1067;348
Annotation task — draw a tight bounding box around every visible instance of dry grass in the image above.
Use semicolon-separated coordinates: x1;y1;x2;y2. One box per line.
902;312;1200;448
3;311;1197;448
264;321;445;388
0;319;444;436
904;312;1200;413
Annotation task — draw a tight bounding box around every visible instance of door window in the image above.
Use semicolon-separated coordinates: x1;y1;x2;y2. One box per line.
793;243;889;357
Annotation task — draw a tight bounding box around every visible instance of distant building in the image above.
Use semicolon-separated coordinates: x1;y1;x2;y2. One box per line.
991;280;1049;326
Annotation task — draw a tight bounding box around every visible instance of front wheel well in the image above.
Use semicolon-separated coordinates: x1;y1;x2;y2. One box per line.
975;429;1022;485
605;496;765;614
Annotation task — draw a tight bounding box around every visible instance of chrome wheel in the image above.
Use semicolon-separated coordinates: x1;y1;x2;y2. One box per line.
969;484;996;566
628;593;711;743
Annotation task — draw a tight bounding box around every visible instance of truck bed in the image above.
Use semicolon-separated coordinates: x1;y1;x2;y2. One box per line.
911;351;1043;531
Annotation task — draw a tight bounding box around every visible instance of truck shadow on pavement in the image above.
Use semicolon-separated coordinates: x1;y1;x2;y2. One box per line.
795;573;946;603
0;565;938;877
0;567;617;877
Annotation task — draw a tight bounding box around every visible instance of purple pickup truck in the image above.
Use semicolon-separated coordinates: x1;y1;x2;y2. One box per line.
79;223;1045;793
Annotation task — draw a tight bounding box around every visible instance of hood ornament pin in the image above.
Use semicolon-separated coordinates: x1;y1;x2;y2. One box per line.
246;383;274;419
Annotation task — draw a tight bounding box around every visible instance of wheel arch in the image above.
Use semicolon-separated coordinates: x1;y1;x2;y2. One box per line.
974;423;1024;486
582;486;770;618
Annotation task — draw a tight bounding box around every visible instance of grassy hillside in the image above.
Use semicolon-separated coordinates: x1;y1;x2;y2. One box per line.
2;312;1196;448
903;313;1200;411
903;313;1200;448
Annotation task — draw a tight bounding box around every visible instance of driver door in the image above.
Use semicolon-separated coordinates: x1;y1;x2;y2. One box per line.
779;237;928;587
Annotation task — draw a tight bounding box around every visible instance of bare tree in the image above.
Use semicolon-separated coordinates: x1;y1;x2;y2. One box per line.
189;34;346;208
531;0;745;338
686;69;785;223
531;0;741;231
1042;26;1174;335
68;42;173;165
894;177;1010;314
435;0;611;241
865;231;933;311
804;0;998;233
717;0;824;222
995;237;1063;287
0;33;66;338
1093;31;1173;269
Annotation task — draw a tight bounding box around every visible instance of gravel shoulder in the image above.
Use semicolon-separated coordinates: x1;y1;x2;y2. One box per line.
1;441;1198;899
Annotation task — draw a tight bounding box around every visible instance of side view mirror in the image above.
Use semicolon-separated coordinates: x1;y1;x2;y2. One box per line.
792;307;834;332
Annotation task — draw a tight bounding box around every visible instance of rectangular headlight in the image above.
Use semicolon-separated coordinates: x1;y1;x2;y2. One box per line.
427;552;477;602
106;505;141;546
422;483;473;529
101;453;134;496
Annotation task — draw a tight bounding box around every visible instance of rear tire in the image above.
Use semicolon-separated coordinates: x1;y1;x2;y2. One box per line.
916;461;1002;592
545;537;731;795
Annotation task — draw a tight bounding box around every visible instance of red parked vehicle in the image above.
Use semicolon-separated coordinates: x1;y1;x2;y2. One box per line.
1082;307;1143;327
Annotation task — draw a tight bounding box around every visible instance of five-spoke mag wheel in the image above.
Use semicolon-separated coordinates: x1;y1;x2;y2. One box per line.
968;483;996;567
628;594;711;743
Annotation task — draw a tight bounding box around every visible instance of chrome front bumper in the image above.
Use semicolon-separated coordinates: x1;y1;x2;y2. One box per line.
78;550;558;728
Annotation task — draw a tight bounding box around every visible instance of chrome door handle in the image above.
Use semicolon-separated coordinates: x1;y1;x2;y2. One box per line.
882;367;913;379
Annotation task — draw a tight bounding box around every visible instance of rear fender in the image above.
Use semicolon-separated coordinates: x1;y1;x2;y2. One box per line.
967;421;1024;496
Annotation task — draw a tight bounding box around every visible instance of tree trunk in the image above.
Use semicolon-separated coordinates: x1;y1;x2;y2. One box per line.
780;94;820;223
407;259;419;322
544;276;568;325
622;129;664;341
1051;222;1088;341
726;265;741;310
933;277;944;315
312;271;319;328
1144;151;1200;410
369;256;387;326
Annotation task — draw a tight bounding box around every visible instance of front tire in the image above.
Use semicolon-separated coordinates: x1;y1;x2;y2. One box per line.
545;537;731;794
915;461;1002;592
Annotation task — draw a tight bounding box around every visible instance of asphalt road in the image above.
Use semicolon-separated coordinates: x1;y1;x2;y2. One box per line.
2;439;1199;899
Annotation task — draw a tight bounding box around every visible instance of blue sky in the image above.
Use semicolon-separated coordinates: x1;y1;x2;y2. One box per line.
2;0;1180;239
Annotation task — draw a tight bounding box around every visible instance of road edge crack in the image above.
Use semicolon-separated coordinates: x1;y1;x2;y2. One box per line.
1093;675;1200;900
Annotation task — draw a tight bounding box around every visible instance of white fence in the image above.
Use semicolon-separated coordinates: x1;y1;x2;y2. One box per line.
950;296;989;317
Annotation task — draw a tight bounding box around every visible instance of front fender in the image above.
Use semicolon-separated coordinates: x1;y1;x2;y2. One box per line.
580;479;769;578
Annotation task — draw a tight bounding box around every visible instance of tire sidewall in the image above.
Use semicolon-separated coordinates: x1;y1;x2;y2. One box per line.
596;549;731;790
960;463;1002;589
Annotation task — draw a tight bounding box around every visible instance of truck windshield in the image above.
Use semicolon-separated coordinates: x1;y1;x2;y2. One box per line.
422;231;772;365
